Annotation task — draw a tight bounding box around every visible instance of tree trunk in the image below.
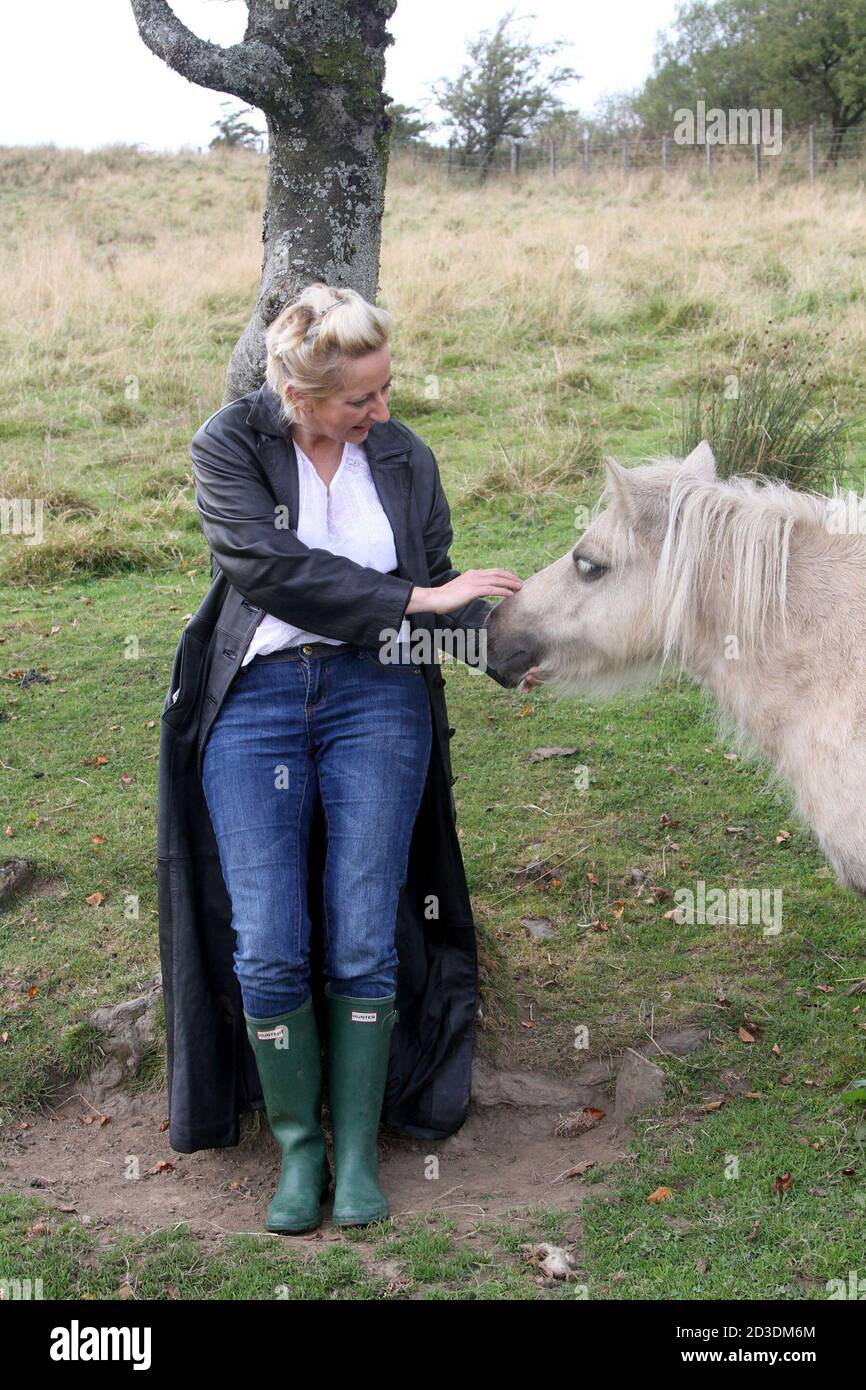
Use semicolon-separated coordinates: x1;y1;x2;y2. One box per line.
826;123;844;168
129;0;396;403
226;96;390;404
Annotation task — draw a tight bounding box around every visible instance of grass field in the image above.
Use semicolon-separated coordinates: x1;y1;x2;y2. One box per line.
1;145;864;1299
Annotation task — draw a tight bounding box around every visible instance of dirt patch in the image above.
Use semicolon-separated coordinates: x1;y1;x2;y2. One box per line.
0;1078;626;1253
0;860;68;907
0;1029;711;1257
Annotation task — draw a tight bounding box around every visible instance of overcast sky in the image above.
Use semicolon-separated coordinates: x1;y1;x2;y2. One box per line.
0;1;682;151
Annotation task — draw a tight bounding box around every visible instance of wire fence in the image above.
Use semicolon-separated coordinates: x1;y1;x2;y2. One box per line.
391;122;866;184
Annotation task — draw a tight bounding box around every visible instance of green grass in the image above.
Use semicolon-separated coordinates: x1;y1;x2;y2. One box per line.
3;502;864;1298
0;1196;579;1300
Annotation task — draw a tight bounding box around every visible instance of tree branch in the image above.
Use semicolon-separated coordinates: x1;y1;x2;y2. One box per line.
129;0;295;108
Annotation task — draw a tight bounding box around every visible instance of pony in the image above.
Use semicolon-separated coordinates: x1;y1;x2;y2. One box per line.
484;442;866;895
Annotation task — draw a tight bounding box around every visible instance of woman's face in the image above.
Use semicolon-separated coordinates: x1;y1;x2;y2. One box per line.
288;346;392;443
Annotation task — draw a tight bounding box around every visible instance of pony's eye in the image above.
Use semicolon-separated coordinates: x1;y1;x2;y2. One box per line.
575;555;607;579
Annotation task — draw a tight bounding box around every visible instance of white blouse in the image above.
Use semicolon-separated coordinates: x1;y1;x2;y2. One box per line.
240;437;411;666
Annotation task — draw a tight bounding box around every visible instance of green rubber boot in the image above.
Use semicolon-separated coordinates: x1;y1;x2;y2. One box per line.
325;987;398;1227
244;995;331;1233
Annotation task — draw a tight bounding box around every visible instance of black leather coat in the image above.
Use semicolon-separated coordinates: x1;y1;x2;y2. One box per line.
156;380;507;1151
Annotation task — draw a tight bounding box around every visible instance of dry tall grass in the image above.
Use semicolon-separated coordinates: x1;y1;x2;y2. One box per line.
0;143;863;581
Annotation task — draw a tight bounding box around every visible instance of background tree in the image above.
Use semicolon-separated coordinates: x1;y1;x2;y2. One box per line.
432;9;581;182
634;0;766;133
384;101;434;146
130;0;397;403
634;0;866;162
525;107;584;158
585;91;648;142
209;102;265;151
759;0;866;164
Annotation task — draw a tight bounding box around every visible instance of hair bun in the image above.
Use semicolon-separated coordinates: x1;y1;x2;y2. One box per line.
264;282;392;428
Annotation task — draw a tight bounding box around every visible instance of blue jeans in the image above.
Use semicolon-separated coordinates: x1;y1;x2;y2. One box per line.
201;646;432;1019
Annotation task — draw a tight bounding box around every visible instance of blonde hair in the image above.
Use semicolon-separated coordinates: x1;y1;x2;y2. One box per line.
265;282;392;425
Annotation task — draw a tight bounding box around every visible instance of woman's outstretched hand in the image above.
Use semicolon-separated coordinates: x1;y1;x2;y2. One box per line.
406;569;523;616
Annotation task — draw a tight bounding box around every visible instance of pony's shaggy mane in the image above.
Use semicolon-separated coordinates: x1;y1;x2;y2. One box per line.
601;459;866;664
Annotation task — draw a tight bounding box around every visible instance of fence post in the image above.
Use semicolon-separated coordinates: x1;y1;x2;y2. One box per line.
754;139;762;182
583;129;590;177
622;139;629;173
809;124;817;180
511;138;520;175
662;133;668;171
411;141;417;168
550;140;557;178
447;137;453;179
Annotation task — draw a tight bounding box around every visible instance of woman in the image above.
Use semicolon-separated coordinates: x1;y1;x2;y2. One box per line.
189;282;522;1233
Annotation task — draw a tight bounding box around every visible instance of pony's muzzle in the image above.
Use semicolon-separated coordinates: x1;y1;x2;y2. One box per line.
484;602;539;687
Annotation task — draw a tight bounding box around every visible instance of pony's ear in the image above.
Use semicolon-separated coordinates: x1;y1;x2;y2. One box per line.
602;456;669;536
602;455;636;517
681;439;716;479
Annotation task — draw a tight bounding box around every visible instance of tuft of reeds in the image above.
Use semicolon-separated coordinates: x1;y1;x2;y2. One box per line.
677;332;852;488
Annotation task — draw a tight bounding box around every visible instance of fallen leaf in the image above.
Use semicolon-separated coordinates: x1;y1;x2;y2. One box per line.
525;746;579;763
553;1160;596;1183
555;1108;605;1137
